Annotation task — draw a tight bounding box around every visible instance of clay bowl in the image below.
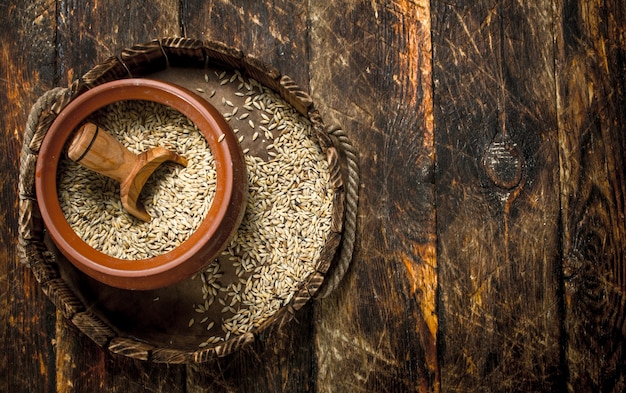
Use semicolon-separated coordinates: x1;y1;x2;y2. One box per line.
35;78;248;290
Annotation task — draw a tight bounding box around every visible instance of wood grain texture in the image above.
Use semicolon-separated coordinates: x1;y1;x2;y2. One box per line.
1;2;57;392
309;1;438;392
54;315;185;393
185;310;317;392
56;0;180;85
183;0;310;89
432;0;564;390
556;0;626;390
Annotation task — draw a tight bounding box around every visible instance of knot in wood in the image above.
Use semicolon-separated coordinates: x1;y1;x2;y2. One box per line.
482;139;524;190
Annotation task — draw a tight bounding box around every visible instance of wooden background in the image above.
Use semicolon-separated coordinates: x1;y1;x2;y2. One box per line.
1;0;624;391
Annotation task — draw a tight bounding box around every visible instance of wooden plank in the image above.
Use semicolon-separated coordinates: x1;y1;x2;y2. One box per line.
52;1;187;391
309;1;438;391
182;2;319;392
182;0;310;88
186;309;317;392
56;0;180;85
0;1;58;392
555;0;626;390
432;0;564;390
54;316;185;393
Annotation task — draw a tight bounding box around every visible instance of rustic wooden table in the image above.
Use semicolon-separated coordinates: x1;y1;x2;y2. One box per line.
1;1;624;392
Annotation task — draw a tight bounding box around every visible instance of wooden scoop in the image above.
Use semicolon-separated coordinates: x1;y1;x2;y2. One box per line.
67;122;188;222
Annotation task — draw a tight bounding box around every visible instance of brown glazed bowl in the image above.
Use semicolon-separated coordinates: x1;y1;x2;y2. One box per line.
35;78;248;290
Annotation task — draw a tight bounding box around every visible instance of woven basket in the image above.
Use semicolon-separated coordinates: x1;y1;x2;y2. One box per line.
18;37;358;363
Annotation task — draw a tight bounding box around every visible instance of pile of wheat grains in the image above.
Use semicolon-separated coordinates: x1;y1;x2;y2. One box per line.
57;70;334;348
58;100;216;260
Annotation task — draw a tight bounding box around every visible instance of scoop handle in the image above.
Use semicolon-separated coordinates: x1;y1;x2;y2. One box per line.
67;123;137;184
67;122;187;222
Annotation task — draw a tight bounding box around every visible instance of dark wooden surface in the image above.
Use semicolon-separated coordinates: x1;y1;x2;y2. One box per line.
1;1;624;392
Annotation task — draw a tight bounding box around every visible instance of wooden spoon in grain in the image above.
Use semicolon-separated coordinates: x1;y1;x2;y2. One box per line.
67;122;188;222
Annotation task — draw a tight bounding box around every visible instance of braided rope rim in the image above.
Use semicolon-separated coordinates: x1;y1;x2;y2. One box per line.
21;87;69;159
317;125;359;298
19;86;70;255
